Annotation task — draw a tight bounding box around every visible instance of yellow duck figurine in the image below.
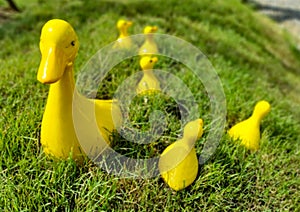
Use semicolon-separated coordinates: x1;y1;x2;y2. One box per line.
228;100;271;151
138;26;158;56
159;119;204;191
37;19;122;162
114;19;133;49
136;56;161;94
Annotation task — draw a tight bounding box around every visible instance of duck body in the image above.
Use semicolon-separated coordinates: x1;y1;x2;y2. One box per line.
38;19;122;162
159;119;203;191
114;19;132;49
159;140;198;191
228;100;271;151
139;26;158;56
41;69;121;160
136;56;160;94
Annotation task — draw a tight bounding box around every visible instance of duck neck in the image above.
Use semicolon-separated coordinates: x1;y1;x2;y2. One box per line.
143;69;155;77
182;134;197;148
250;108;267;124
146;34;154;43
119;28;128;38
47;65;75;108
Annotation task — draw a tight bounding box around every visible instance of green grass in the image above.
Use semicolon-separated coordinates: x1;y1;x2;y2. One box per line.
1;0;300;211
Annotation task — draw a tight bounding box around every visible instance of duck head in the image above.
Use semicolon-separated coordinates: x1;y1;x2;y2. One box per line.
37;19;79;84
117;19;132;33
252;100;271;120
140;56;158;70
183;118;204;141
143;26;158;34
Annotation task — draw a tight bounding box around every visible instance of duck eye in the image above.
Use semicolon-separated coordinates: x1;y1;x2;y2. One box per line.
150;60;153;63
71;41;75;46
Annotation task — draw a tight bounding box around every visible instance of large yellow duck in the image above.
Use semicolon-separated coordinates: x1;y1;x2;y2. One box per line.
136;56;161;94
228;100;271;151
37;19;122;162
159;119;204;191
138;26;158;56
113;19;133;49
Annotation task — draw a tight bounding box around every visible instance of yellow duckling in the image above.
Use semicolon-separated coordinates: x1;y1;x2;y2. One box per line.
138;26;158;56
228;100;271;151
159;119;204;191
114;19;133;49
37;19;122;162
136;56;161;94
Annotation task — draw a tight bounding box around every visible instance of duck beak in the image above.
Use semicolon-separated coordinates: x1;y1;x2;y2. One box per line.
127;21;133;27
37;44;66;84
152;57;158;63
151;26;158;32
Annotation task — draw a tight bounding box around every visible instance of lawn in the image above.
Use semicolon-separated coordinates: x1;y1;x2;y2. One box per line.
0;0;299;211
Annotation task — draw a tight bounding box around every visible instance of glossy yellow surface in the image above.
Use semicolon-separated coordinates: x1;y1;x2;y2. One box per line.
159;119;204;191
136;56;160;94
37;19;122;162
139;26;158;55
228;100;271;151
113;19;133;49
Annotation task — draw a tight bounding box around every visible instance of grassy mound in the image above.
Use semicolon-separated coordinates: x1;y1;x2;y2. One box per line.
0;0;299;211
